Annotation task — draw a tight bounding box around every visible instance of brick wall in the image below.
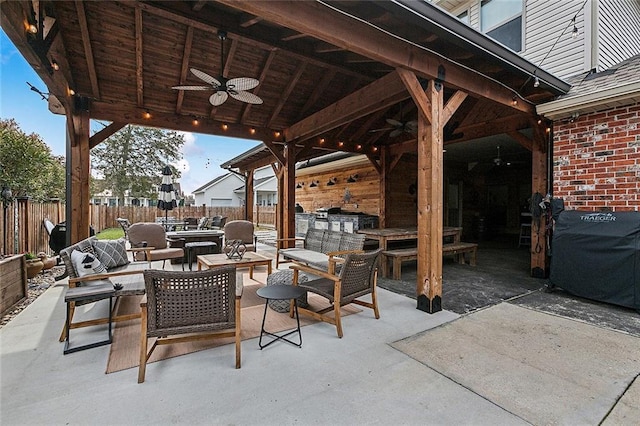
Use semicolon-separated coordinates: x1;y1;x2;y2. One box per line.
553;103;640;211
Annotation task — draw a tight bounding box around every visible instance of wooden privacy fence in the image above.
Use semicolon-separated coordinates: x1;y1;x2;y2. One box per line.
0;200;276;257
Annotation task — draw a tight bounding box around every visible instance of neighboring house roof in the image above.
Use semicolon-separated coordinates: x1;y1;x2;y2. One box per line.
192;173;238;194
537;54;640;120
234;176;276;193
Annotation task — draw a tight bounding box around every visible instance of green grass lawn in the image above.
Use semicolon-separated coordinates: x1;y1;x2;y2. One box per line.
95;228;125;240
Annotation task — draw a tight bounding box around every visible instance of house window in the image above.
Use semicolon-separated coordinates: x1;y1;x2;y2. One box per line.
481;0;522;52
457;10;469;25
108;198;117;207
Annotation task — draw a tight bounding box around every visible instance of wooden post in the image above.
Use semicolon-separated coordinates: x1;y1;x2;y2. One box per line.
379;147;389;228
66;97;92;245
245;171;254;222
531;124;549;277
16;197;30;254
283;142;296;248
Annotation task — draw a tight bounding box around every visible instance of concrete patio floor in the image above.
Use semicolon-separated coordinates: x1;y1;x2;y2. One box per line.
1;241;639;425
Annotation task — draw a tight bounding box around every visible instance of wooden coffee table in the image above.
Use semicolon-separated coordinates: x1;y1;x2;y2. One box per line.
197;252;273;280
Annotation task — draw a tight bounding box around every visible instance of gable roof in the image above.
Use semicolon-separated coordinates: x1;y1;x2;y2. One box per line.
192;173;241;194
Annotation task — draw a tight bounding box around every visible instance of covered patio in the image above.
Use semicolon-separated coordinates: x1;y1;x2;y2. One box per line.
1;0;570;313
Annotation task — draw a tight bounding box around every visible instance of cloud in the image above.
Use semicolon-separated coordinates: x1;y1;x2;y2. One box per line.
177;131;203;156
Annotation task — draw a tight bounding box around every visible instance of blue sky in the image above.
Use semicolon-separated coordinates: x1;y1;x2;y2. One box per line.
0;30;260;195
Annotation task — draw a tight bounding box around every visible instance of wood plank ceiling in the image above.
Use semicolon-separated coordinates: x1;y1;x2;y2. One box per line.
2;0;565;170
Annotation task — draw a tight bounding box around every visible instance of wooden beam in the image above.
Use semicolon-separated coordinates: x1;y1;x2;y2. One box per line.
396;68;432;124
240;50;276;124
262;139;285;166
240;14;262;28
75;0;99;99
89;122;126;149
175;26;194;115
0;1;72;106
366;154;382;175
507;131;534;152
217;0;534;114
89;102;283;143
135;6;144;107
286;70;409;142
267;60;307;128
296;69;335;121
192;1;208;12
443;91;468;125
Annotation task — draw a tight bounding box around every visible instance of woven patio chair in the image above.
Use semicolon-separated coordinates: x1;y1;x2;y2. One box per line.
138;266;242;383
128;222;184;268
290;249;382;338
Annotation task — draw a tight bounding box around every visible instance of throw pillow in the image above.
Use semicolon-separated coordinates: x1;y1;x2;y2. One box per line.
70;249;111;286
92;238;130;269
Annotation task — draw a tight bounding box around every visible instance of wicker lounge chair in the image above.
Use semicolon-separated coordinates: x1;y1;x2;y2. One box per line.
138;267;242;383
290;249;382;338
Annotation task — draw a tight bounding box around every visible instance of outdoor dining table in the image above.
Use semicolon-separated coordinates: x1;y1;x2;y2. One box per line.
357;226;462;251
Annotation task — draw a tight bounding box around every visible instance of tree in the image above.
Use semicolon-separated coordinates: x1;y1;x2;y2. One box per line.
91;125;185;205
0;119;66;201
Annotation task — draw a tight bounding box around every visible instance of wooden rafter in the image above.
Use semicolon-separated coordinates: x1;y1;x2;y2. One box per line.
239;14;262;28
507;131;534;152
210;37;239;118
296;68;336;121
217;0;535;114
74;0;99;99
175;26;194;115
240;50;276;124
136;2;367;80
135;6;144;107
267;60;307;128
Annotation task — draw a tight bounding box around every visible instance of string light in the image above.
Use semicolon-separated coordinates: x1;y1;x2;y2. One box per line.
249;128;256;135
572;19;578;39
192;117;199;126
51;59;59;71
533;76;540;88
143;111;151;119
222;123;228;131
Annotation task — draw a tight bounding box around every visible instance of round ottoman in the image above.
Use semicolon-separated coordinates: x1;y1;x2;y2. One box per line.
266;270;309;312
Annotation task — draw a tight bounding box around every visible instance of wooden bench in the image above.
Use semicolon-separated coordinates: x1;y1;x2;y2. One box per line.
382;242;478;280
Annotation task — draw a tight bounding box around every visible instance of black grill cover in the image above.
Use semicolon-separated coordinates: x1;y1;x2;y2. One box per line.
550;211;640;310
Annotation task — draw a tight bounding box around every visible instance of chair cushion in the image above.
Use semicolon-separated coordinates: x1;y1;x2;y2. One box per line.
70;249;111;286
148;247;184;261
92;238;130;269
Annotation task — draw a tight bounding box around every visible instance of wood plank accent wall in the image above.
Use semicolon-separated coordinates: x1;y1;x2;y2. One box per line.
294;164;380;214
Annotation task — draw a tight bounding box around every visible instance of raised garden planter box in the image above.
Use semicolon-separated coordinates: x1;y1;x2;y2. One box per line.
0;255;28;317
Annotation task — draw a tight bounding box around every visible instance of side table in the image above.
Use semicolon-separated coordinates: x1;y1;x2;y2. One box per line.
256;285;307;349
183;241;218;270
64;284;115;354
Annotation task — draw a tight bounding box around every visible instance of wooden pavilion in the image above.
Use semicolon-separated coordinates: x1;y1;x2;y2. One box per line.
1;0;570;313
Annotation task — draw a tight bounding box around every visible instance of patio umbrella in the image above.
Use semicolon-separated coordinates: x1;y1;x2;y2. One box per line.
157;165;177;227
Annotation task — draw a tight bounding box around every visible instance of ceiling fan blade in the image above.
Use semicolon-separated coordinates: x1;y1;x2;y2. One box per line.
227;77;259;91
190;68;221;87
386;118;402;127
171;85;213;91
389;129;402;138
369;127;393;133
209;91;228;106
229;90;263;104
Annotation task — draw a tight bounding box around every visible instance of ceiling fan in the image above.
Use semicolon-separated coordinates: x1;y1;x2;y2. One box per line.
370;102;418;137
370;118;418;137
172;30;263;106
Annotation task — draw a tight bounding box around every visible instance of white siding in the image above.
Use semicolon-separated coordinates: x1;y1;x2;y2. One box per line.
522;0;587;79
597;0;640;70
193;174;244;207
